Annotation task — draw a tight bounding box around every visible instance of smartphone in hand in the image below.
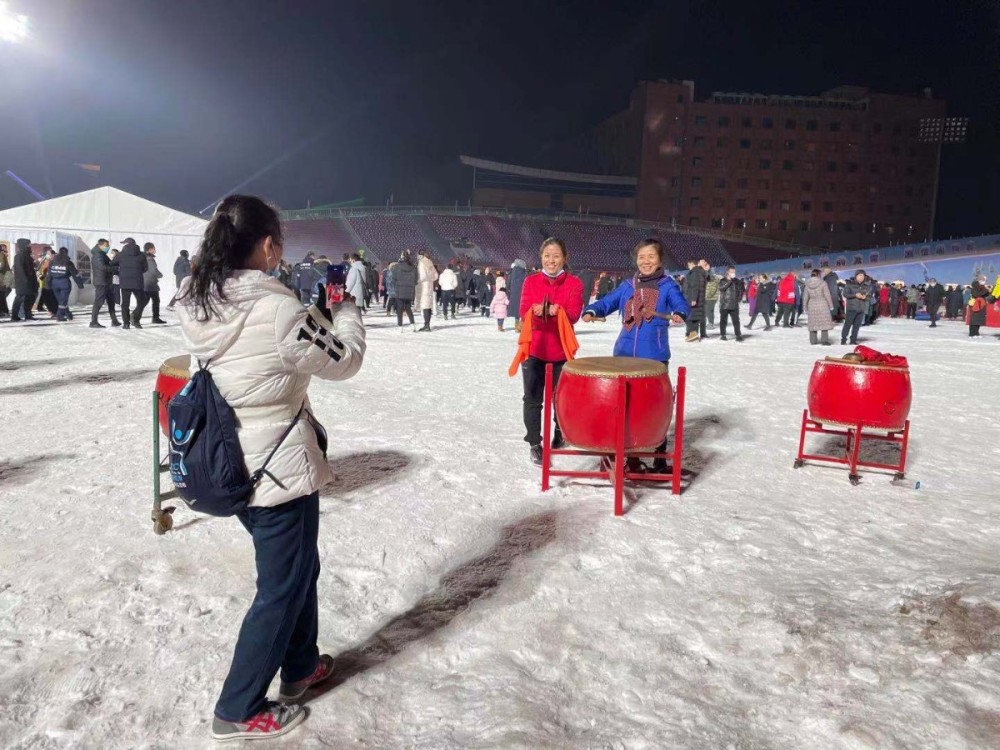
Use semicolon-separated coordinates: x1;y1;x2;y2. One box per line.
326;263;348;304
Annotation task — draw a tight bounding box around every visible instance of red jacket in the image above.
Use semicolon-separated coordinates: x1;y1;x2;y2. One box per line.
519;271;584;361
778;273;797;304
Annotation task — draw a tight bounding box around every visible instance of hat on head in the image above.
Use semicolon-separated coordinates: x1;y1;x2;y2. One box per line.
121;237;135;245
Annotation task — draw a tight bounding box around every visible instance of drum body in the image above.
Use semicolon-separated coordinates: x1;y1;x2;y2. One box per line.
156;354;191;436
555;357;672;451
807;358;911;430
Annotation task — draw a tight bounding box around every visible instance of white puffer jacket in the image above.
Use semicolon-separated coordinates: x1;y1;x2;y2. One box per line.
177;270;366;508
438;268;458;292
416;256;439;310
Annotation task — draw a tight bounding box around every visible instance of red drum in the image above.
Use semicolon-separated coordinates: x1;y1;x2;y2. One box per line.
156;354;191;436
807;357;911;431
555;357;672;451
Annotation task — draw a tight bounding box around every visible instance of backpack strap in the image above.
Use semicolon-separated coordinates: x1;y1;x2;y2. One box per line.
249;404;305;488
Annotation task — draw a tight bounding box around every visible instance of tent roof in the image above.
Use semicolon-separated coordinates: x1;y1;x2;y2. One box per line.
0;186;207;238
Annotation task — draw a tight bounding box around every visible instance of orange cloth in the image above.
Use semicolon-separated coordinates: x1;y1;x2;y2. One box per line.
508;308;579;376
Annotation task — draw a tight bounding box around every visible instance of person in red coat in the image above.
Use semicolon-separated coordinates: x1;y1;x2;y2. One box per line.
775;272;797;327
518;238;584;465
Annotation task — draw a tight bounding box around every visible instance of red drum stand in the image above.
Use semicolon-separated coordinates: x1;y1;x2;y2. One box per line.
540;364;687;515
793;412;910;485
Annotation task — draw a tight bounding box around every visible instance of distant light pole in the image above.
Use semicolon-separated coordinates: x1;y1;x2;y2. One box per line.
0;2;28;44
919;116;968;240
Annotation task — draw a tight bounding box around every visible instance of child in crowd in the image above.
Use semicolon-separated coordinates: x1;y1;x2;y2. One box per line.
490;287;509;331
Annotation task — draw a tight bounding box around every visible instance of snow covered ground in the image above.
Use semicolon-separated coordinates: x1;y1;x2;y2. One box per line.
1;306;999;749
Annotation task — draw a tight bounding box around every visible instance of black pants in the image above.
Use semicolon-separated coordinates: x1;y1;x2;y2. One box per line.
441;290;456;316
970;324;981;337
146;291;160;320
928;305;940;326
11;290;37;319
719;309;741;338
522;357;563;446
37;288;58;315
841;310;864;343
906;303;917;318
395;298;414;326
748;311;771;329
421;308;432;328
121;289;147;323
775;303;794;326
0;288;8;316
215;493;320;722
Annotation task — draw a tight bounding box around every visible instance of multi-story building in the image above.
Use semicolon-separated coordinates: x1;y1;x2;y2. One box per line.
595;80;948;250
467;80;950;252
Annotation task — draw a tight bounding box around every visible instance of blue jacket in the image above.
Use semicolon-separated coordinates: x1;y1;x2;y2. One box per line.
584;274;690;362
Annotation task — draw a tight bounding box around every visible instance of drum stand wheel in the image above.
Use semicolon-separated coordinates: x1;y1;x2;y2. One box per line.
540;365;688;516
794;408;910;484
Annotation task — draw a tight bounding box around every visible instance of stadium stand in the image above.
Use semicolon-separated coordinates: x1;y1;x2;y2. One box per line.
282;218;360;261
279;210;797;270
346;215;426;259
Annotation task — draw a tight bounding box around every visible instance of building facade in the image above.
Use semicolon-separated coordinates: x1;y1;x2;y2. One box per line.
604;80;947;250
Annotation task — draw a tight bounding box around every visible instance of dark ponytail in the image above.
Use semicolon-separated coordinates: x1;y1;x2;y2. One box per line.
181;194;282;321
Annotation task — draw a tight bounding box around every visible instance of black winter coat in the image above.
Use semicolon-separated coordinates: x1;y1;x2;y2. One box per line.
393;260;417;300
683;267;707;321
578;270;595;304
755;281;776;310
117;243;148;291
13;247;38;294
173;256;191;284
91;247;116;286
843;279;873;313
507;264;527;312
924;283;945;308
969;281;992;326
718;276;741;311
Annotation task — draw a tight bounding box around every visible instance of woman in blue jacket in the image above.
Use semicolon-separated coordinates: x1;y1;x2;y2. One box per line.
582;238;689;365
581;238;689;472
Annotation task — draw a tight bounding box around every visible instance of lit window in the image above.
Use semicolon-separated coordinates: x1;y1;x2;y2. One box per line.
823;221;835;232
736;219;747;229
711;218;724;228
755;219;768;229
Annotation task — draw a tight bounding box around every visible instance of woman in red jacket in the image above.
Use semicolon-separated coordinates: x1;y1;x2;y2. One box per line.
518;238;584;465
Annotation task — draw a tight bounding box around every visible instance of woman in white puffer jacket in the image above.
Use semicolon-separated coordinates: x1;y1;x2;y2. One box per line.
415;249;438;331
177;195;365;742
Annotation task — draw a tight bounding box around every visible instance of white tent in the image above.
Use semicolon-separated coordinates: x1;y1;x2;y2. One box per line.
0;186;207;304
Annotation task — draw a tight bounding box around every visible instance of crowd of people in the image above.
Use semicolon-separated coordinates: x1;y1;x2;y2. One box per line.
0;238;193;328
4;235;996;344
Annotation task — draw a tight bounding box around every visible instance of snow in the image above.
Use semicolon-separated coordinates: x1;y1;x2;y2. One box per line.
1;308;999;749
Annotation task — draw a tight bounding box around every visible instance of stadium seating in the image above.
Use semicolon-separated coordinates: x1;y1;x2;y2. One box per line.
346;215;426;260
285;212;747;270
282;218;359;261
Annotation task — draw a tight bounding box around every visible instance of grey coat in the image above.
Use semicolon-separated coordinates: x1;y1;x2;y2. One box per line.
802;276;834;332
143;253;163;292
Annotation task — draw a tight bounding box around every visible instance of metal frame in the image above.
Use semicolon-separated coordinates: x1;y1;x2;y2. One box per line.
151;390;175;535
541;365;687;515
793;408;909;485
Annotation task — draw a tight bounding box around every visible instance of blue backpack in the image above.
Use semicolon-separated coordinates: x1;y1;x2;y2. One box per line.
168;361;302;516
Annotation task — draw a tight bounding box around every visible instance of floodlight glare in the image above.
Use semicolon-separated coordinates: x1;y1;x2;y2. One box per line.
0;2;29;44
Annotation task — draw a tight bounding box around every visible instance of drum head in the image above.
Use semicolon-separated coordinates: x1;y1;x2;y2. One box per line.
159;354;191;379
562;356;667;378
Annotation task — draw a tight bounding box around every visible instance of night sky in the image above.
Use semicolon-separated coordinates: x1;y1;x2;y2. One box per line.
1;0;997;237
